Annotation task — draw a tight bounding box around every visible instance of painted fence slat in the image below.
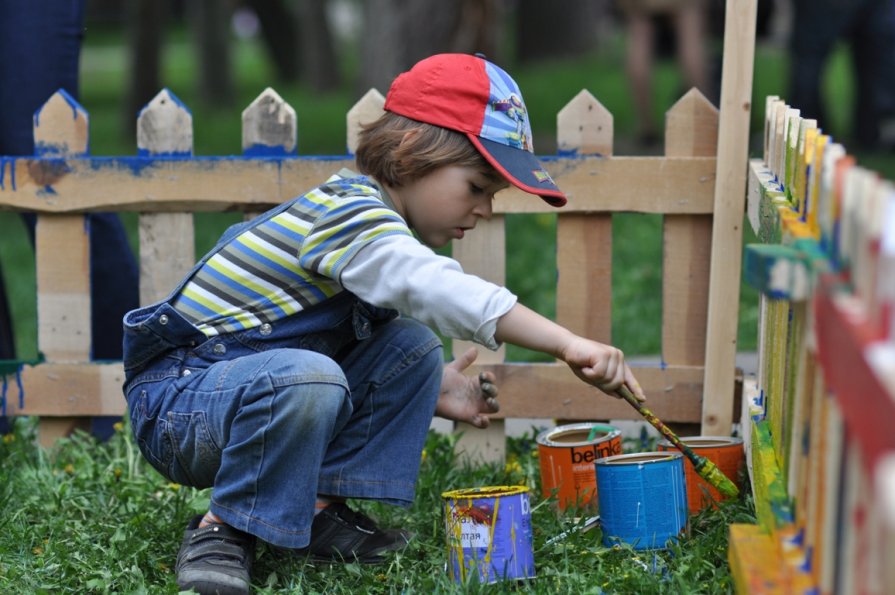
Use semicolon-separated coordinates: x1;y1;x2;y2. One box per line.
137;89;196;306
242;87;297;156
32;91;93;443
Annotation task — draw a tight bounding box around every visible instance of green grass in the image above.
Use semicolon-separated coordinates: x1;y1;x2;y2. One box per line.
0;417;755;593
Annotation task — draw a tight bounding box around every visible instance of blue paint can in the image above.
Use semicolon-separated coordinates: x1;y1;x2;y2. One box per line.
594;452;689;550
442;485;535;583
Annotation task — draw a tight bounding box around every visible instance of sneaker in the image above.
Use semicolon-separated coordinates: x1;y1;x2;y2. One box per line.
175;514;255;595
297;502;411;564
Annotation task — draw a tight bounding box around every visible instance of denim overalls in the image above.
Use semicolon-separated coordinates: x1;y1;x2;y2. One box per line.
121;200;443;549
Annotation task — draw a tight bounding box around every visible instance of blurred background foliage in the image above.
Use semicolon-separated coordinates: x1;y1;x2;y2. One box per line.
2;0;893;362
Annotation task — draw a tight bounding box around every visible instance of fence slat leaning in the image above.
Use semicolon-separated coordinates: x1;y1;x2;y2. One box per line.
0;85;738;451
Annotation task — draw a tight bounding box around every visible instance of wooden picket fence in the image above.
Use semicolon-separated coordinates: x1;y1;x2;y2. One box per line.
729;96;895;593
0;84;729;452
0;1;758;460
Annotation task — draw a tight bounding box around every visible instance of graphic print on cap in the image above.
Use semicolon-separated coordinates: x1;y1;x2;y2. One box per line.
479;62;534;153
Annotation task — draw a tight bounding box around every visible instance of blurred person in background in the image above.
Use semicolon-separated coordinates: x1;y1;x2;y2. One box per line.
0;0;140;435
616;0;711;149
789;0;895;150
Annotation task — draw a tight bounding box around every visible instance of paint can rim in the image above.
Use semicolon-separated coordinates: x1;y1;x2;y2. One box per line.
535;422;621;447
595;451;682;466
441;485;530;499
656;435;744;448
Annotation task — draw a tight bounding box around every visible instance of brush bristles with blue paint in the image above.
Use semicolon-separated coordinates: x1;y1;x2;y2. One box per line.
615;385;740;498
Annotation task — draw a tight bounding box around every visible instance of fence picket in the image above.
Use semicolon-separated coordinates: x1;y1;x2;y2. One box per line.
32;91;92;443
346;89;384;154
556;90;613;346
242;87;297;155
662;89;717;369
137;89;195;306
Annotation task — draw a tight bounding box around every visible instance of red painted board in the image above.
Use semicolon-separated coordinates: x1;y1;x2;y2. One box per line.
814;273;895;475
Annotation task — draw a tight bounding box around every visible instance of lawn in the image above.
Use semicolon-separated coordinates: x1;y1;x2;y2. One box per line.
0;416;756;593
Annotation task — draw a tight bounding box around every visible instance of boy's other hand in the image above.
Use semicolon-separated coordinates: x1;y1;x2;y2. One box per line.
436;347;500;428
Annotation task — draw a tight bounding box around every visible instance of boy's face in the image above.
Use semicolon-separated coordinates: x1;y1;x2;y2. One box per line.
391;165;508;248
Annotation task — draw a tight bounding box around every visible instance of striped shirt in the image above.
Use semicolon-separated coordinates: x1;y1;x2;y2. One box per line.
172;172;413;336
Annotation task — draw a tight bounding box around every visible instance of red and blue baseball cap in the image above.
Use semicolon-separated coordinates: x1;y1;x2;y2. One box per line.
384;53;567;207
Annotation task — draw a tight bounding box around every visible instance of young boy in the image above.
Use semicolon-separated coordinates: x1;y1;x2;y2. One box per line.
121;53;645;594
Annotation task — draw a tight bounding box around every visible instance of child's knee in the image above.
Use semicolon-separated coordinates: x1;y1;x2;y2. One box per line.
260;349;350;417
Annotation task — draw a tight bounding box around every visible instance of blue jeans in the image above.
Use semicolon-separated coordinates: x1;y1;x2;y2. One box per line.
122;293;443;548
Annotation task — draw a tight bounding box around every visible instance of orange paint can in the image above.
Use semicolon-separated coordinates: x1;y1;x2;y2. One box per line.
536;423;622;510
657;435;745;514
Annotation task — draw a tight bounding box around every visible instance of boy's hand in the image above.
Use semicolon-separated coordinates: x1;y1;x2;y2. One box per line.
561;337;646;402
436;347;500;428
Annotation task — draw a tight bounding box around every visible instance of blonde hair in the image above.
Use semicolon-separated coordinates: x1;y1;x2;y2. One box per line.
355;112;502;188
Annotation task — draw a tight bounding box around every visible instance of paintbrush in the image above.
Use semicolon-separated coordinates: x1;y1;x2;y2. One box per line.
615;385;740;498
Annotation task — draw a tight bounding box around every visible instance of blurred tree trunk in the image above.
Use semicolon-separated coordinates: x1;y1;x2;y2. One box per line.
515;0;603;63
247;0;301;82
189;0;235;107
297;0;341;92
358;0;503;95
125;0;168;142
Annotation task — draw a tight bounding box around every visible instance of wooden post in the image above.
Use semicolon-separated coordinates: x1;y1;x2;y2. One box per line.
701;0;758;434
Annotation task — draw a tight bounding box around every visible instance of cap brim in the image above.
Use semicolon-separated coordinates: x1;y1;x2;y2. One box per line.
468;135;567;207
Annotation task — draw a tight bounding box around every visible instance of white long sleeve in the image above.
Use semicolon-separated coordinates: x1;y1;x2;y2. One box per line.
339;234;517;350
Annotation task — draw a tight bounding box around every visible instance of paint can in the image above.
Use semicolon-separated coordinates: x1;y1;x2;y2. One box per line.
536;423;622;510
595;452;689;550
657;436;745;514
442;485;534;583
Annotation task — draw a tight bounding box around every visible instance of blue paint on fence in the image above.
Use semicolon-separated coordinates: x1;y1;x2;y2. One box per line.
16;369;23;409
0;157;15;190
555;148;608;158
32;89;88;157
0;365;25;416
157;88;190;112
32;88;83;128
136;148;192;159
243;143;295;157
